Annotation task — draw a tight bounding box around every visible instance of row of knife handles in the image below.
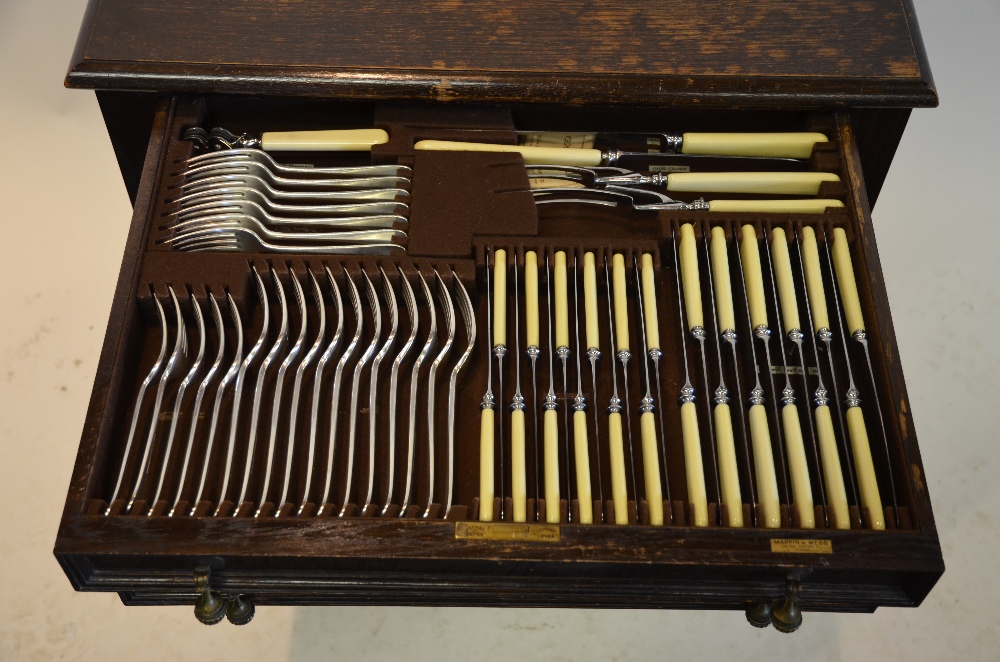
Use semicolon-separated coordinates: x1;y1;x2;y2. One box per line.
479;222;905;531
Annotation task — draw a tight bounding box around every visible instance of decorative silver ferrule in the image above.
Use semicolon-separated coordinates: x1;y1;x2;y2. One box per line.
648;348;662;361
607;395;622;414
689;198;711;212
639;395;655;413
617;348;631;363
721;329;737;344
587;347;601;363
526;345;540;360
781;386;796;406
481;393;496;411
753;325;772;341
510;393;526;412
748;386;766;406
493;344;507;360
845;387;862;408
556;346;570;361
603;149;624;166
852;329;867;343
678;384;696;405
543;393;558;411
788;328;804;343
714;386;729;406
573;394;587;412
817;328;833;342
813;387;829;408
690;325;707;341
665;134;683;153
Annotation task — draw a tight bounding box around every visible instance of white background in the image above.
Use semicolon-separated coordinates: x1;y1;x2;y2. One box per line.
1;1;998;659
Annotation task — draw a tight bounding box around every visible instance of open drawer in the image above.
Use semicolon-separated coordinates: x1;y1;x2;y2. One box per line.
55;93;943;630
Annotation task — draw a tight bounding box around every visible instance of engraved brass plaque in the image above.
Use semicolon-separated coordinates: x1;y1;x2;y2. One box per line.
455;522;560;542
770;538;833;554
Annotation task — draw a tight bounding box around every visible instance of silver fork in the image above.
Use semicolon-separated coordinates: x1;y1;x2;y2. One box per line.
170;227;402;255
445;271;476;516
171;160;409;191
171;198;407;230
167;174;409;206
173;189;408;220
164;211;407;239
177;148;411;179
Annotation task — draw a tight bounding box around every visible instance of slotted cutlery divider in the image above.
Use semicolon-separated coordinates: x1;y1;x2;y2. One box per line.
57;93;940;621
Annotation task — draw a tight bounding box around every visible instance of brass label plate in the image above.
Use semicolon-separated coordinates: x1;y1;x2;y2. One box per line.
770;538;833;554
455;522;561;542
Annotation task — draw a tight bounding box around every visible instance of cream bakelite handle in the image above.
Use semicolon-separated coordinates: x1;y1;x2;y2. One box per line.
511;409;527;523
640;412;664;526
714;403;744;527
612;254;630;352
666;172;839;196
573;411;594;524
525;251;540;348
680;401;709;527
479;408;495;522
640;254;660;351
554;252;569;349
749;405;780;528
414;140;603;167
608;412;630;525
528;178;586;189
832;228;866;335
707;199;845;214
260;128;389;152
816;406;850;529
678;224;704;331
584;252;600;351
709;228;735;334
846;407;885;530
518;133;597;149
681;132;829;159
740;225;768;330
493;249;507;348
543;409;560;523
783;404;815;529
801;226;830;330
771;227;801;334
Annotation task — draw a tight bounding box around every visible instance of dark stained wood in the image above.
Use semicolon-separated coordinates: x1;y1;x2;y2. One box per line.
66;0;937;108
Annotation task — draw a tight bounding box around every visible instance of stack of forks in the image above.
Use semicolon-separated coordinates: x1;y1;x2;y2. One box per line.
159;147;411;254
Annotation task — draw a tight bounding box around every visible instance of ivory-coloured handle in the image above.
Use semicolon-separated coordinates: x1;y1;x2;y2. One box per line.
493;249;507;348
518;132;597;149
640;253;660;351
260;128;389;152
771;227;801;334
816;406;850;530
414;140;603;167
680;401;709;527
782;404;815;529
573;410;594;524
584;252;600;351
479;408;495;522
740;225;769;330
846;407;885;530
709;227;735;334
680;132;829;159
707;199;845;214
801;226;830;331
612;253;631;352
543;408;560;524
528;178;586;189
608;412;629;525
666;171;840;196
640;411;664;526
511;408;527;523
525;251;540;348
749;405;781;528
832;228;866;335
713;403;744;528
554;251;569;349
678;224;704;331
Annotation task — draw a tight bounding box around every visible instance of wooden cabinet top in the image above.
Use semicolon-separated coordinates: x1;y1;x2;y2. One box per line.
67;0;936;107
